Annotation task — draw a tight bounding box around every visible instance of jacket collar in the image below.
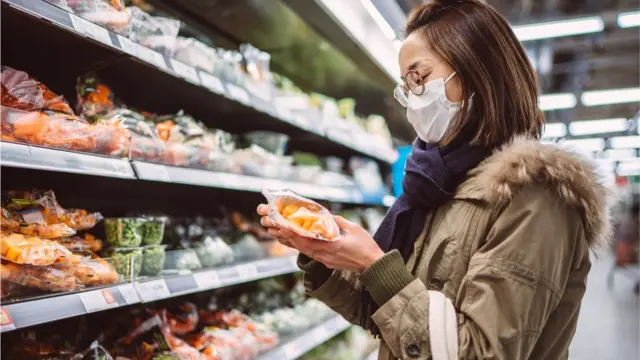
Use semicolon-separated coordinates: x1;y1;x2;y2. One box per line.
454;136;614;249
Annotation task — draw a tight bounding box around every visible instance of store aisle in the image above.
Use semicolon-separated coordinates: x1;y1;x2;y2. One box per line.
569;253;640;360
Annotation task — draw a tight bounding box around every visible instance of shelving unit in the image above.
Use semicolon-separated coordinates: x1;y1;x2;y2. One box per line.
1;0;391;357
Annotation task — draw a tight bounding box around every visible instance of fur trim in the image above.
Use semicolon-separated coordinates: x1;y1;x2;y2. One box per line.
465;137;614;248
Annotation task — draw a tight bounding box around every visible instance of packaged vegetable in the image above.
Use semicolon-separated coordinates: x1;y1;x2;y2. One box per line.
0;262;84;292
1;232;79;266
141;216;166;245
127;6;181;56
104;217;145;247
76;75;116;121
1;66;74;115
162;302;199;335
102;246;143;280
142;244;166;276
55;233;103;253
193;235;234;268
164;248;202;271
67;0;131;35
262;189;340;241
53;256;118;286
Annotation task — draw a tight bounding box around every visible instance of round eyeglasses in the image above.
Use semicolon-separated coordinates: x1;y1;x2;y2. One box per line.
393;68;429;107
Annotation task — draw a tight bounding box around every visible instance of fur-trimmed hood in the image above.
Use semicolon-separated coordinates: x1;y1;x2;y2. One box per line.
457;137;614;248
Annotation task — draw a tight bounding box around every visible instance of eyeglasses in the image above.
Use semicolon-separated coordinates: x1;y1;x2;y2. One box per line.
393;68;430;107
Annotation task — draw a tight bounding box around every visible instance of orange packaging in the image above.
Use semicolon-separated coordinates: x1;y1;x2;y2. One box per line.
262;189;340;241
0;232;80;266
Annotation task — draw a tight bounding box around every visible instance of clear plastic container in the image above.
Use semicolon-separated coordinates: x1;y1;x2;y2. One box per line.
244;131;289;156
193;235;235;268
101;247;143;281
164;249;202;271
141;244;167;276
141;216;166;245
104;217;146;247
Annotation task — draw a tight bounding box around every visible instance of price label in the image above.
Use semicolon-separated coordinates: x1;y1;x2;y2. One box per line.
226;84;250;105
274;103;293;122
132;42;167;70
79;289;119;313
118;283;140;304
245;82;272;103
193;270;221;289
117;35;135;55
236;264;258;279
170;59;201;85
136;279;170;302
70;15;112;46
199;71;226;95
20;208;45;225
0;307;15;332
112;160;132;175
145;164;171;182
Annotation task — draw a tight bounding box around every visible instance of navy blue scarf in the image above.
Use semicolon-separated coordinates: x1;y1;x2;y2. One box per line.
361;137;491;334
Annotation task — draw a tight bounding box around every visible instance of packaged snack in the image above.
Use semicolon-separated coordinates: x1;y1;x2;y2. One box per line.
142;244;166;276
76;75;116;121
53;256;118;286
262;189;340;241
55;233;103;253
65;209;103;230
0;262;84;292
1;66;74;115
1;232;79;266
104;217;146;247
102;246;143;280
141;216;166;245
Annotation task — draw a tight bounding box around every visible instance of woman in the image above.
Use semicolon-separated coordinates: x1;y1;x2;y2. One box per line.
259;1;612;359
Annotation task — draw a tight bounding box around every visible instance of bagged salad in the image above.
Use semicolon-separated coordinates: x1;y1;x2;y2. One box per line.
262;189;340;241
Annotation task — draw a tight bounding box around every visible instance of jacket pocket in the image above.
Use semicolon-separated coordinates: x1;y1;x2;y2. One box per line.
420;235;461;297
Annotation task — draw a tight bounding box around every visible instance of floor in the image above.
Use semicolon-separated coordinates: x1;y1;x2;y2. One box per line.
569;253;640;360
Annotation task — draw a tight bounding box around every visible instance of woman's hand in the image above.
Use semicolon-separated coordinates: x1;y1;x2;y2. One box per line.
257;204;385;273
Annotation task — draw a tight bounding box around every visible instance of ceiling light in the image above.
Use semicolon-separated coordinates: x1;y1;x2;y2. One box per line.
569;118;629;136
562;138;605;152
610;135;640;149
603;149;638;161
581;88;640;106
513;16;604;42
542;123;567;137
539;93;577;111
618;11;640;28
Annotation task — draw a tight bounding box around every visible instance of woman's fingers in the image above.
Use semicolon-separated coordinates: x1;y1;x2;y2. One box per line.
257;204;269;216
260;216;277;228
333;215;355;231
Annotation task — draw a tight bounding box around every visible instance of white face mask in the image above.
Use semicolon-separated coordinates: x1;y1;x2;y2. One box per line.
406;72;464;143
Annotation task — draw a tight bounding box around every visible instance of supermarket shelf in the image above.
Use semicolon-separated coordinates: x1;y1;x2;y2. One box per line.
0;142;136;179
132;161;377;205
256;315;351;360
0;256;299;333
1;0;397;165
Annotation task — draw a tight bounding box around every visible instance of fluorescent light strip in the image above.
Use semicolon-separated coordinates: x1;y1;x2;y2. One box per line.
513;16;604;42
562;138;605;152
582;88;640;106
542;123;567;138
569;118;629;136
360;0;397;40
618;11;640;28
610;135;640;149
539;93;577;111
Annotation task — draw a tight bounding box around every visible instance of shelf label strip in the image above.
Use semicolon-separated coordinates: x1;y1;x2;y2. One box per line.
170;59;201;85
69;14;112;46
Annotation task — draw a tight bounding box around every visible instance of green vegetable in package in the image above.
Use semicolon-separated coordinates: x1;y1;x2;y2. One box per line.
142;245;166;276
104;218;145;247
141;217;166;245
102;247;142;280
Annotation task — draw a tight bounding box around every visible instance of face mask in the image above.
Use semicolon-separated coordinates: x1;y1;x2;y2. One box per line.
406;72;464;143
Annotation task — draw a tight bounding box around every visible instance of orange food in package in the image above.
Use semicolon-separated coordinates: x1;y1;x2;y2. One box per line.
1;232;79;266
262;189;340;241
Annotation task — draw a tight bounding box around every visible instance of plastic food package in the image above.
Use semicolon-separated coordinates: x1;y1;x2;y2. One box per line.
244;131;289;157
104;217;146;247
1;107;130;157
173;37;220;73
142;244;166;276
127;7;181;56
53;256;118;286
1;232;79;266
164;248;202;271
101;246;142;280
0;262;84;292
163;302;199;335
1;66;74;115
262;189;340;241
231;234;266;261
141;216;166;245
65;209;103;230
76;75;116;121
67;0;131;35
193;235;234;268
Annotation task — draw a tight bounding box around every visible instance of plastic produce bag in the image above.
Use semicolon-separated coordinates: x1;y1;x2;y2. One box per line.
53;256;118;286
173;37;220;73
0;262;84;292
76;74;116;121
194;235;234;268
262;189;340;241
127;6;181;56
1;232;79;266
141;244;166;276
1;66;75;115
66;0;131;35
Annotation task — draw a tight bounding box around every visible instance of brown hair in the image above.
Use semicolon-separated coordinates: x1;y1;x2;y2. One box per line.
406;0;544;147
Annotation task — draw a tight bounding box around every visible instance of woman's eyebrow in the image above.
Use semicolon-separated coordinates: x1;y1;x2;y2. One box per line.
407;58;434;72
